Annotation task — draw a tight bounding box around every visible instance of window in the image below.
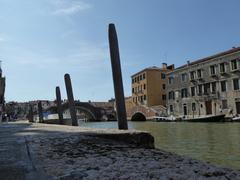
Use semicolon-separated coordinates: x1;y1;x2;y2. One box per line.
210;65;216;75
134;77;137;83
233;78;240;90
143;84;146;90
192;103;196;111
198;85;203;95
143;95;146;100
191;87;195;96
162;84;166;90
211;82;216;93
190;71;196;80
140;75;142;80
203;83;211;94
197;69;202;78
168;77;174;84
132;78;134;84
162;94;166;100
137;76;140;82
220;63;225;73
231;59;238;70
181;88;188;98
221;81;226;92
143;73;145;79
132;88;134;93
222;100;228;109
181;73;187;82
168;91;175;100
161;73;166;79
169;105;173;112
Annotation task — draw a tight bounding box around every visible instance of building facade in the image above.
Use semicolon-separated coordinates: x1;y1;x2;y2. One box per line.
166;47;240;118
131;63;174;107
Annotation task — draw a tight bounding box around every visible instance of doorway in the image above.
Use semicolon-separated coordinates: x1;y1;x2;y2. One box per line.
236;102;240;114
205;101;212;115
183;104;187;116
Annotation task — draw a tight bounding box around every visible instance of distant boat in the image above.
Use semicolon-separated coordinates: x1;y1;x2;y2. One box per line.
232;116;240;122
185;114;225;122
153;116;176;122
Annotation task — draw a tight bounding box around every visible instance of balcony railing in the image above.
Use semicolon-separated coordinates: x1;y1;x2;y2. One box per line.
220;71;228;76
231;68;240;73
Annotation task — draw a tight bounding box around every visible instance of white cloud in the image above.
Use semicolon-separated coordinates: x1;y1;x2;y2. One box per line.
69;43;108;62
52;0;92;15
8;41;109;71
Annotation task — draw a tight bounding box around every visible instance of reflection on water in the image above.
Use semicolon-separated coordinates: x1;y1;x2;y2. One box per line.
81;121;240;170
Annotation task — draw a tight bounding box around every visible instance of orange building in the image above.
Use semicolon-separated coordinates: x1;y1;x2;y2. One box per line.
131;63;174;107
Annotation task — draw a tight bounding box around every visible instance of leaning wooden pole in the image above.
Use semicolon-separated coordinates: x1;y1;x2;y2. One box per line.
56;86;64;125
108;23;128;130
64;73;78;126
38;101;44;123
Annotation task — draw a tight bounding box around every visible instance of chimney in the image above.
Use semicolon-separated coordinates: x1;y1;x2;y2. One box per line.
187;60;190;66
162;63;167;69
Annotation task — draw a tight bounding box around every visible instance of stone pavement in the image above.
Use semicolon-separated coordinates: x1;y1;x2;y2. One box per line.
1;121;240;180
0;122;51;180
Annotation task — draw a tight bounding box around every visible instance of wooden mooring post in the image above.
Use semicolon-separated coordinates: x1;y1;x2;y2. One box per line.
28;105;34;123
108;23;128;130
38;101;44;123
64;73;78;126
56;86;63;124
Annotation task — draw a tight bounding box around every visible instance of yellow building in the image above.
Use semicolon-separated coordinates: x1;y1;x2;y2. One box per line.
131;63;174;107
124;96;134;111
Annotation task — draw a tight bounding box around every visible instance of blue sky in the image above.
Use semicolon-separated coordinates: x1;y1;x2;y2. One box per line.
0;0;240;102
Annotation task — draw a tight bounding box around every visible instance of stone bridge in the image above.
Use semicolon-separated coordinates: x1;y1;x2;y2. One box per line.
126;105;167;121
46;101;116;121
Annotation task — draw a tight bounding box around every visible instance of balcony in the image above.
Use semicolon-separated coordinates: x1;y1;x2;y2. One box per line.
210;73;217;77
202;91;219;99
220;71;228;76
190;78;197;83
231;68;240;73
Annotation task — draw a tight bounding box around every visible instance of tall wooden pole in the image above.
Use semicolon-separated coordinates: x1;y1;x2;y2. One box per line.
64;73;78;126
108;23;128;130
28;105;34;123
38;101;43;123
56;86;63;124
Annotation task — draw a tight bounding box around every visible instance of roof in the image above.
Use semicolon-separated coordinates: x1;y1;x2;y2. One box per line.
175;47;240;71
131;66;168;77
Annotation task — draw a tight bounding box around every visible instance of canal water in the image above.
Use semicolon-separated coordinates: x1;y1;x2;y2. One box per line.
81;121;240;170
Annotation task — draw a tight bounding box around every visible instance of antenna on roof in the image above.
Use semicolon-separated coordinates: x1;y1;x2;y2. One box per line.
164;52;168;63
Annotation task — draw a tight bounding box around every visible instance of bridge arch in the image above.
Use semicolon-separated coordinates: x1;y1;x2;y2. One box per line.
131;112;146;121
46;101;115;121
61;101;103;121
75;106;97;121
